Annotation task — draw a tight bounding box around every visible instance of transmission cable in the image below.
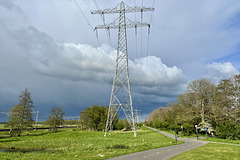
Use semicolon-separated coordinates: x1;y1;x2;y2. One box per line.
91;0;114;81
72;0;113;82
142;0;155;113
73;0;94;30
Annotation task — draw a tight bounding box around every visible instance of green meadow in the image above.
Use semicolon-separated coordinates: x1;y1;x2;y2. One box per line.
0;127;181;160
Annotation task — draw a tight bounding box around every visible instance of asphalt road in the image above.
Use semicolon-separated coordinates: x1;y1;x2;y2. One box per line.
106;126;209;160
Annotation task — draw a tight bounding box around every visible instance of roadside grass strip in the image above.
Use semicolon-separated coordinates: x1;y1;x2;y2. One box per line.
201;137;240;145
170;143;240;160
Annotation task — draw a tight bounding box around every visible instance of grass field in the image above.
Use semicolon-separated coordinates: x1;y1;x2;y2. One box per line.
0;127;182;160
170;143;240;160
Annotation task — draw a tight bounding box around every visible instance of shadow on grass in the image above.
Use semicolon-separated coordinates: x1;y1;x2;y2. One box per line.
106;144;130;149
25;132;49;137
0;131;50;143
0;138;20;143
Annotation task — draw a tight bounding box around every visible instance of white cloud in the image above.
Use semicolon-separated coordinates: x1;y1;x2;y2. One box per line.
12;25;186;96
5;15;187;91
130;56;186;86
205;62;239;83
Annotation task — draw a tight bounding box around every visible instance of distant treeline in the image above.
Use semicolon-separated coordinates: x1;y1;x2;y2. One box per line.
146;75;240;140
79;105;134;131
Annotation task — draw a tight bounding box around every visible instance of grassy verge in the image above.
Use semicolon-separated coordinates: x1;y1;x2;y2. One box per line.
155;128;206;138
201;137;240;144
170;143;240;160
0;127;182;160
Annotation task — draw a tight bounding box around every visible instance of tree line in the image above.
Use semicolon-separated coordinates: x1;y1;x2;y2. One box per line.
79;105;132;131
146;75;240;140
6;88;131;136
7;88;65;136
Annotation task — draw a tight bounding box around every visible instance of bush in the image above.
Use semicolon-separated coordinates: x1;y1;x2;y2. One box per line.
153;119;160;129
182;123;194;136
115;119;124;130
215;122;240;140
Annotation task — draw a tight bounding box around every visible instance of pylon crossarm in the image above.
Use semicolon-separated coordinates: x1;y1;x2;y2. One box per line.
94;19;150;30
91;2;154;14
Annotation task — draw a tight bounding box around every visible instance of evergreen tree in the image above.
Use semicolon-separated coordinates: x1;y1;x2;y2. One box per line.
8;88;35;136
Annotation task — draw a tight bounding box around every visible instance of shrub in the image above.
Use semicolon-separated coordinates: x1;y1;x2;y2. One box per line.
215;121;240;140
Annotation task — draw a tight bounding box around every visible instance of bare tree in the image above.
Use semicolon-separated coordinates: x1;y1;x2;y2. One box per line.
186;79;215;123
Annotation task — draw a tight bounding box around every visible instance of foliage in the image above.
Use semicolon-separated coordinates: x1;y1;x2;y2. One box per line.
7;88;35;136
46;106;64;132
182;122;194;136
64;120;78;126
152;119;160;129
0;127;181;160
186;79;215;123
215;121;240;140
146;75;240;139
79;105;108;131
123;118;131;130
198;121;214;132
115;119;124;130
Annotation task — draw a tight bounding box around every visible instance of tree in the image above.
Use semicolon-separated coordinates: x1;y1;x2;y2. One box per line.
123;118;131;130
212;79;233;124
115;119;124;130
146;75;240;139
79;105;109;131
186;79;215;123
153;119;160;129
47;106;64;132
8;88;35;136
231;75;240;120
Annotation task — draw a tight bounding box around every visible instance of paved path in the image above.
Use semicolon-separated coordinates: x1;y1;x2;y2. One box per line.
106;126;209;160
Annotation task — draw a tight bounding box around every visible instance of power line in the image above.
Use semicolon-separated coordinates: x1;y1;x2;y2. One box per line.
72;0;94;30
134;109;141;124
64;116;79;120
71;0;113;83
143;0;155;107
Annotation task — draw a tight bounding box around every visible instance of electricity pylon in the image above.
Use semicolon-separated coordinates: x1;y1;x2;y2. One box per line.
92;1;154;137
134;109;141;124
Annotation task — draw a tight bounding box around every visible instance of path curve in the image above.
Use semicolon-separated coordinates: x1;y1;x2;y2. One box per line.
106;126;209;160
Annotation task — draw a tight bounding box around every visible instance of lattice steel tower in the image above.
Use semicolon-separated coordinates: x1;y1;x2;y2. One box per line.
92;1;154;137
